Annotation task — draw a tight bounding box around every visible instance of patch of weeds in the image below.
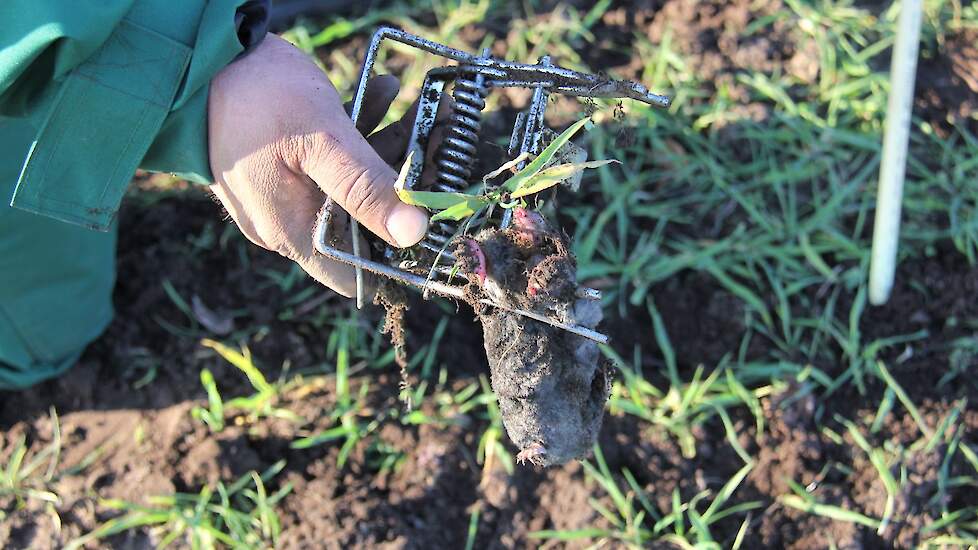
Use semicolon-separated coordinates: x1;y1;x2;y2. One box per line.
290;311;465;468
782;394;978;546
531;445;758;549
603;343;785;459
289;381;378;468
67;461;292;550
1;408;62;521
191;339;303;433
290;322;382;467
1;408;101;525
401;373;480;427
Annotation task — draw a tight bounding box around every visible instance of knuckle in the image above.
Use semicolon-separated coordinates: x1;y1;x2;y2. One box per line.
338;166;389;222
293;131;338;172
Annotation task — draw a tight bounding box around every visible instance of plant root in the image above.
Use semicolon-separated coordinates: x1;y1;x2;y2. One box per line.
374;281;413;408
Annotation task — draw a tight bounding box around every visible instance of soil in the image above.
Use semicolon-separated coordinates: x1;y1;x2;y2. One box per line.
3;1;978;549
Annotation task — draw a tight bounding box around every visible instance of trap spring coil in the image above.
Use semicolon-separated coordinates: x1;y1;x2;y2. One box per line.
435;72;490;191
422;71;491;253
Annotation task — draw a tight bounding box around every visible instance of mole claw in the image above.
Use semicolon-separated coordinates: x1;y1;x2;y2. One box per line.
516;442;548;466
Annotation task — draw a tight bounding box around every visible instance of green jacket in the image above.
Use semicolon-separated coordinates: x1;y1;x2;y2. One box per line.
0;0;269;231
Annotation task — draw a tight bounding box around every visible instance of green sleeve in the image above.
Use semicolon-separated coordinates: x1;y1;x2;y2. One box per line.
141;1;264;184
0;0;259;230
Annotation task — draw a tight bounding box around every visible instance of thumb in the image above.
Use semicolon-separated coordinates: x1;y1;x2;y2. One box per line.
300;116;428;248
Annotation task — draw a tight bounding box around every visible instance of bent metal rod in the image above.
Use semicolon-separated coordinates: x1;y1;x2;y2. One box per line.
312;27;671;343
311;237;610;345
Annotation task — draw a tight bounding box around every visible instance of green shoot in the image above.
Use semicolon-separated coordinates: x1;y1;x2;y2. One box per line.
67;461;292;550
396;117;612;221
191;339;304;433
1;408;63;515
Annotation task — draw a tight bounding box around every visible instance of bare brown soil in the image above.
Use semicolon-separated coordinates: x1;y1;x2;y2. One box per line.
3;1;978;549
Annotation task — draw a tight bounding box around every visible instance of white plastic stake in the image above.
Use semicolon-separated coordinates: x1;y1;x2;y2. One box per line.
869;0;923;305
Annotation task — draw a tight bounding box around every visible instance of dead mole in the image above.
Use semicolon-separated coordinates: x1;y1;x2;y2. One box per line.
453;208;610;466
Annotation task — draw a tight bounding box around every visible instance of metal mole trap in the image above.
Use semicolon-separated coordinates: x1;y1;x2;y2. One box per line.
313;27;670;344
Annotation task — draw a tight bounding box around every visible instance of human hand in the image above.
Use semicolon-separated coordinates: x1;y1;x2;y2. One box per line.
207;34;429;296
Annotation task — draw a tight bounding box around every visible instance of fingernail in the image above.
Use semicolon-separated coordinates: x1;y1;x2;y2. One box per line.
387;204;428;247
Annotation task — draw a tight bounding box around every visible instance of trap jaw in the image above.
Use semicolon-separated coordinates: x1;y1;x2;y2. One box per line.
313;27;671;344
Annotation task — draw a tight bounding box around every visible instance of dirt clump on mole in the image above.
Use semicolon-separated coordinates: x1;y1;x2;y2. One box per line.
452;208;610;467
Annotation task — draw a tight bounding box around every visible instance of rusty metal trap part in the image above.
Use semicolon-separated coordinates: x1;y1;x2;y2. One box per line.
313;27;670;343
